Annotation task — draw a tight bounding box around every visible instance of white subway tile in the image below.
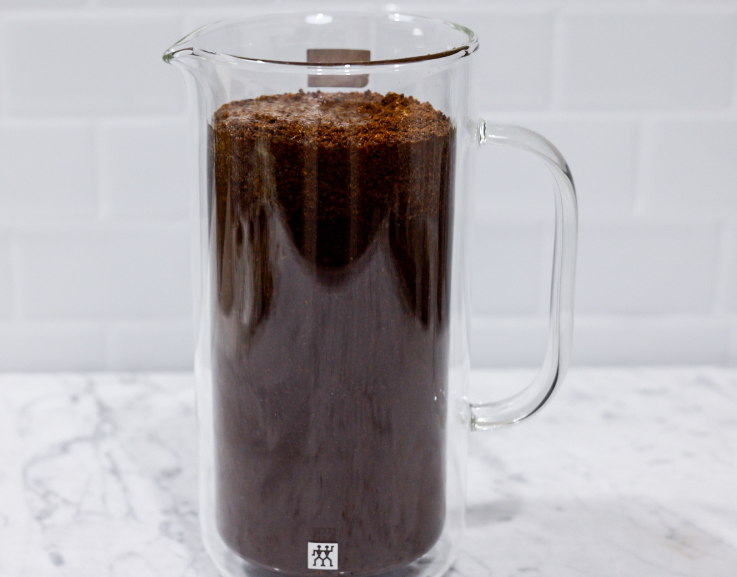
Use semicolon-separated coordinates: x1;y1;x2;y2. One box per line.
468;368;537;407
469;220;551;315
376;1;448;12
473;315;731;368
104;0;271;5
3;14;185;115
524;120;638;216
662;0;737;3
471;316;548;367
272;0;380;11
16;226;192;321
184;2;381;33
108;320;193;371
572;316;731;365
472;142;556;219
0;122;96;221
0;238;11;321
0;323;106;372
576;221;721;314
560;13;737;109
183;6;276;32
424;10;554;110
98;120;191;220
643;121;737;215
184;2;382;34
388;0;647;6
0;0;84;5
184;2;294;32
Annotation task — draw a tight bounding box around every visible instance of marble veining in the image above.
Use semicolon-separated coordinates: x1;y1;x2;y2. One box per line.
1;369;737;576
0;374;216;577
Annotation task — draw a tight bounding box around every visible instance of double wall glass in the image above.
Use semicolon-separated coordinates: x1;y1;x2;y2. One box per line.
164;12;577;577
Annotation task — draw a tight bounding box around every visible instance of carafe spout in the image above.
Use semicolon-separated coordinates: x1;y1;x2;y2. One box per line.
162;25;207;69
162;46;192;65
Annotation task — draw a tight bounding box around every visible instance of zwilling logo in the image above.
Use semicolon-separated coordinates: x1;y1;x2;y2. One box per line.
308;542;338;570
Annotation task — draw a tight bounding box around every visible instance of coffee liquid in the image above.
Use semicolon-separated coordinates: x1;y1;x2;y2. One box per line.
210;91;454;576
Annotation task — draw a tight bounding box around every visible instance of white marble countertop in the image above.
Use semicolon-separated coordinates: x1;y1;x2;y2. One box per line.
1;368;736;576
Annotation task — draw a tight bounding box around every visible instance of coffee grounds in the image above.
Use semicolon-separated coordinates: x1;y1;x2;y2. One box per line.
210;90;454;576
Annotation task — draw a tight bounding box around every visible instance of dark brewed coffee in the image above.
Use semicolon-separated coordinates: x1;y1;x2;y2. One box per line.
210;90;454;576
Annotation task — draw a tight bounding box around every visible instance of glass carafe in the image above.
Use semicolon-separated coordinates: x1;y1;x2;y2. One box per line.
164;12;577;577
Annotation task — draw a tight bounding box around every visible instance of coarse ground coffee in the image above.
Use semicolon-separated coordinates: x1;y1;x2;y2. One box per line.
210;90;455;576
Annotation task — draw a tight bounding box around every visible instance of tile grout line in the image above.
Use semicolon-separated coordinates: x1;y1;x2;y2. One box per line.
558;1;737;16
0;113;188;125
0;11;9;120
627;118;643;219
631;117;651;218
0;6;183;19
91;119;105;222
713;222;735;316
8;233;23;325
729;312;737;366
103;322;114;372
0;220;191;237
711;223;732;317
731;12;737;113
547;7;565;112
537;219;555;317
479;109;737;124
730;199;737;365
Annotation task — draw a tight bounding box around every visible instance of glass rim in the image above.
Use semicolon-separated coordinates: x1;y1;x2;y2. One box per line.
164;11;479;69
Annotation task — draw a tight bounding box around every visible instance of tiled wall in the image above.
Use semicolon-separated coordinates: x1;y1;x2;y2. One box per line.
1;0;736;371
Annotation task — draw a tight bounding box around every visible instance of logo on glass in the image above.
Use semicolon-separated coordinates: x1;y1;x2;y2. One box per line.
308;542;338;570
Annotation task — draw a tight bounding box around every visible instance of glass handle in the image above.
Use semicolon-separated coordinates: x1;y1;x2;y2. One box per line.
470;121;578;431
